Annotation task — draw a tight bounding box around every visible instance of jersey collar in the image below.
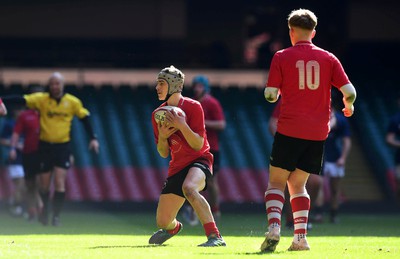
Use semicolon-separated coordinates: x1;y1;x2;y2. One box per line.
49;92;66;104
295;41;312;46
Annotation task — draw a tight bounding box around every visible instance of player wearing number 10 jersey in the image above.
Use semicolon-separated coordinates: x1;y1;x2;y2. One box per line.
267;34;352;141
261;9;357;252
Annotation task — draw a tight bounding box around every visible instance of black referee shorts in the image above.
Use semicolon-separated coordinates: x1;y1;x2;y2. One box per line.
161;161;212;198
395;149;400;165
22;152;41;180
270;132;325;175
38;141;72;173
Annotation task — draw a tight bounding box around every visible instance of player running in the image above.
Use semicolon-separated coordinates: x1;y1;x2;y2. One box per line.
261;9;356;252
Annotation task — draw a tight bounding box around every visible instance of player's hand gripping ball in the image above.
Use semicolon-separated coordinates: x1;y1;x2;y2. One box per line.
154;106;186;127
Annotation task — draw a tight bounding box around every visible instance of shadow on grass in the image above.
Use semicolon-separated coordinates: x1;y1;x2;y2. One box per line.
197;251;286;256
90;245;166;249
239;251;286;256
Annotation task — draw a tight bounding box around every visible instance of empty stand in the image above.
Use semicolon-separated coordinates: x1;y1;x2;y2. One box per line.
351;83;398;200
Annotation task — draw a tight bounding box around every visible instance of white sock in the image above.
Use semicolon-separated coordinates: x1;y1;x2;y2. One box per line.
269;222;280;232
293;233;306;244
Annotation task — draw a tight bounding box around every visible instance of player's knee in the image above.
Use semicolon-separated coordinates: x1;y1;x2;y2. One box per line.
54;183;66;192
53;178;66;191
267;181;286;192
182;184;197;201
287;182;307;194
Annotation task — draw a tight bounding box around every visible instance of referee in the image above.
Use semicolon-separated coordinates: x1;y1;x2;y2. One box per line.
3;72;99;226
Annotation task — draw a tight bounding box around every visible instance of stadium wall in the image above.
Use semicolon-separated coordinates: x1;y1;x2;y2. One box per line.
0;68;267;88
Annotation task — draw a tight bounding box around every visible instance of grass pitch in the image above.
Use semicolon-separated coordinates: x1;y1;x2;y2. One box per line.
0;206;399;258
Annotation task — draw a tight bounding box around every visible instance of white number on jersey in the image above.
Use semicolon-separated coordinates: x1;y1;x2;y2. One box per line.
296;60;320;90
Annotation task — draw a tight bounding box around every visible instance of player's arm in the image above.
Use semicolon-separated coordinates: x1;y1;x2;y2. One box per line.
386;132;400;148
386;117;400;148
157;137;170;158
75;98;99;154
157;128;171;158
0;135;21;149
166;110;204;151
205;102;226;131
205;119;226;131
79;115;99;153
156;123;177;158
179;124;204;151
0;98;7;116
337;136;351;166
264;87;280;103
0;137;10;147
9;132;21;161
339;83;357;117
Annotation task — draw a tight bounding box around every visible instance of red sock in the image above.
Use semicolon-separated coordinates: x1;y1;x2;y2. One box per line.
290;193;310;234
265;189;285;226
203;222;220;237
167;221;182;235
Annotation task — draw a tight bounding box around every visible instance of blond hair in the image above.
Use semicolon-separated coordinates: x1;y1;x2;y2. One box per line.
288;9;317;31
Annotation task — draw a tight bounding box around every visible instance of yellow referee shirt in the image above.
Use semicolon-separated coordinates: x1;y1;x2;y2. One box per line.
24;92;90;143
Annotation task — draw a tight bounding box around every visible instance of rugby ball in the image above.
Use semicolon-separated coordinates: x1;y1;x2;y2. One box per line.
154;106;186;125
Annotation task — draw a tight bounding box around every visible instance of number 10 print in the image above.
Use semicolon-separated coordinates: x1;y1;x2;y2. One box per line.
296;60;320;90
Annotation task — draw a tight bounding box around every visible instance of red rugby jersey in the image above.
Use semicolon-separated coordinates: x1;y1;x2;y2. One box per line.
152;97;213;177
266;41;350;140
199;94;224;151
13;109;40;154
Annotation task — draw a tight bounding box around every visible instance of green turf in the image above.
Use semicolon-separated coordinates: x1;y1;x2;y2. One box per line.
0;209;399;258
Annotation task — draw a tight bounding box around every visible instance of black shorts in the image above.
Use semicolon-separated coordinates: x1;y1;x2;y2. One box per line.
395;149;400;165
38;141;72;172
161;162;212;198
22;152;41;180
211;150;220;175
270;132;325;175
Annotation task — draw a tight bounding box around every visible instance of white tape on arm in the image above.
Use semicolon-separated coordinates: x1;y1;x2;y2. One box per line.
264;87;280;103
339;83;356;108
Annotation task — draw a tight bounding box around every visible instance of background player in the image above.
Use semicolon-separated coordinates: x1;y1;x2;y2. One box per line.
182;75;226;225
386;91;400;200
0;106;25;216
9;85;44;221
3;72;99;226
314;107;352;223
149;65;225;247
